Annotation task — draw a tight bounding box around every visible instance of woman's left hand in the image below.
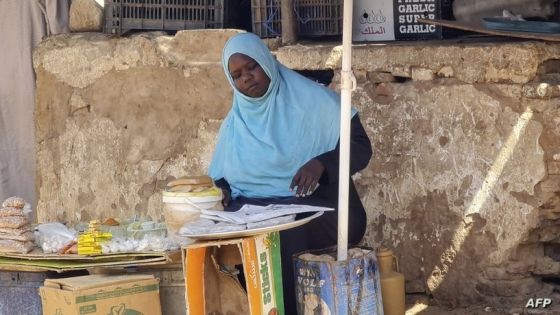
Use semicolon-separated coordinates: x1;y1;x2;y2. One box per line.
290;159;325;197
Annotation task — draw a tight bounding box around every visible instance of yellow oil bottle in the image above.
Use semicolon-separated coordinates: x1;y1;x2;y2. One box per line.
377;248;406;315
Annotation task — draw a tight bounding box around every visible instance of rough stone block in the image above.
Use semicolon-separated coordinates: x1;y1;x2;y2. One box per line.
411;67;435;81
69;0;104;32
523;83;560;99
262;37;282;51
354;70;368;83
367;71;396;83
437;66;454;78
391;66;411;78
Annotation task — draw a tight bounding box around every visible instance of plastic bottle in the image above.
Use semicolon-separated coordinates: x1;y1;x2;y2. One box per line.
376;248;406;315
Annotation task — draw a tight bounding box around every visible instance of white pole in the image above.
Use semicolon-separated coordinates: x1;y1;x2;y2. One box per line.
337;0;355;261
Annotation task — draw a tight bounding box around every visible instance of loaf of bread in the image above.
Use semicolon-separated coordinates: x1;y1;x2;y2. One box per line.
167;183;213;193
0;216;29;229
0;239;34;254
0;225;32;235
0;207;25;217
2;197;25;209
167;175;213;188
0;231;35;242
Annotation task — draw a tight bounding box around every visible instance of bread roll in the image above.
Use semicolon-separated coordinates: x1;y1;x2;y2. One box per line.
2;197;25;209
0;207;25;217
167;175;213;188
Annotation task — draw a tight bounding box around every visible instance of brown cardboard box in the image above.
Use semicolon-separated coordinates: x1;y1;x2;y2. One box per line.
39;274;162;315
183;232;284;315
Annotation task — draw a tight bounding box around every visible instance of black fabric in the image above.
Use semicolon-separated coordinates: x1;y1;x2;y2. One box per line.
216;114;372;314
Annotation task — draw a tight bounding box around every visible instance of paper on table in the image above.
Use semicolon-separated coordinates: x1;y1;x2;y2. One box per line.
200;204;333;224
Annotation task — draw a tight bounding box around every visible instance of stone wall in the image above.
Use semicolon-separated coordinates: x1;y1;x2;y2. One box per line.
34;31;560;308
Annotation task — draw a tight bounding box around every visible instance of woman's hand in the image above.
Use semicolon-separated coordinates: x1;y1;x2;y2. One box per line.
221;188;231;207
290;159;325;197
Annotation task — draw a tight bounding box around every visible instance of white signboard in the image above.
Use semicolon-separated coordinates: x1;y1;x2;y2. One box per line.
353;0;395;41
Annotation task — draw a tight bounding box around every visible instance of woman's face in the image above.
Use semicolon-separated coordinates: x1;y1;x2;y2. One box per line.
228;53;271;98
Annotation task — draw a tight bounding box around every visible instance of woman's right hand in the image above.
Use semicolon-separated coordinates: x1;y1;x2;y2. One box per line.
290;159;325;197
221;188;231;207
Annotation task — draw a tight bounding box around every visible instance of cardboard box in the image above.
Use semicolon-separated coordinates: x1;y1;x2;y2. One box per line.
183;232;284;315
39;274;162;315
353;0;446;41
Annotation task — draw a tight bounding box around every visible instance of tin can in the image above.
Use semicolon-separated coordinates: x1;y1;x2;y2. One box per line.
294;247;384;315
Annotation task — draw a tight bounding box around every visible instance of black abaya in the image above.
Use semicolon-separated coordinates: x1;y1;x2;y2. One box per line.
215;114;372;314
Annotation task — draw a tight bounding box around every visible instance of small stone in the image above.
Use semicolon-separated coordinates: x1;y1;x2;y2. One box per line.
69;0;104;32
354;70;368;83
553;153;560;161
263;37;282;51
411;67;435;81
391;66;411;78
437;66;454;78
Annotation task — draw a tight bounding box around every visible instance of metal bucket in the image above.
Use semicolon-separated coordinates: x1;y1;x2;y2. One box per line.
294;247;384;315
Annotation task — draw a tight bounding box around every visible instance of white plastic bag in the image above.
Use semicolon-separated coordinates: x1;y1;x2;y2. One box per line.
36;222;77;254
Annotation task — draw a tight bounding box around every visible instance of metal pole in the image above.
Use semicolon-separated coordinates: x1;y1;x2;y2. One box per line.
337;0;355;261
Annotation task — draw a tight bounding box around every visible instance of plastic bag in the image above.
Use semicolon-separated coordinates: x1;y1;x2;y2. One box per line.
36;222;77;254
0;231;34;242
0;207;25;217
2;196;25;209
0;225;31;234
0;216;29;229
0;239;34;254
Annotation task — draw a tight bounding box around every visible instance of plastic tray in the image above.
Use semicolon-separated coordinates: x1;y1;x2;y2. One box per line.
482;18;560;34
180;211;323;240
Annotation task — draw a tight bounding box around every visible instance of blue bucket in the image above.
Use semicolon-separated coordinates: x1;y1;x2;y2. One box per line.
294;247;384;315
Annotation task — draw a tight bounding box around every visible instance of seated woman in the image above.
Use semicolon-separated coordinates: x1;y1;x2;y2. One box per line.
209;32;372;314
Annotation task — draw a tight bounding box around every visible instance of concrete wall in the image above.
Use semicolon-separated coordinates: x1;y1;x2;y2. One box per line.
33;31;560;307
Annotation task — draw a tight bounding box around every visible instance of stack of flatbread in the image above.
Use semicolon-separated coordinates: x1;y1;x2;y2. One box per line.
0;197;35;253
166;175;214;193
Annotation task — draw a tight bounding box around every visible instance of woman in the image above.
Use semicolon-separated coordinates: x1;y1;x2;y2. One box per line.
209;32;372;314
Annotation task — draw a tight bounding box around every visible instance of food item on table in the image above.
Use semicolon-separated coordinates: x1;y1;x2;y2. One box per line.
0;197;36;253
168;184;195;192
0;225;32;235
103;217;120;226
100;236;179;254
78;220;112;255
1;197;25;209
36;222;76;254
58;240;78;254
0;239;34;254
166;175;213;188
0;215;29;229
0;207;25;217
0;231;34;242
65;243;78;254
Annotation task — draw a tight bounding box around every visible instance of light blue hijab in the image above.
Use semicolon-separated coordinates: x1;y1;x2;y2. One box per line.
208;32;356;199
